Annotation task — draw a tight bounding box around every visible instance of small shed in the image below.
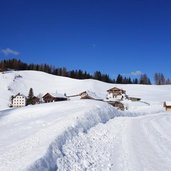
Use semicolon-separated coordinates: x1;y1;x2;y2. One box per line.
79;91;102;100
32;96;40;105
53;92;67;101
107;87;126;98
164;101;171;111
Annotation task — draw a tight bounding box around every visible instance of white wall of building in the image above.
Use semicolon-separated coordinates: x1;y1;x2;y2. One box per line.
12;95;26;107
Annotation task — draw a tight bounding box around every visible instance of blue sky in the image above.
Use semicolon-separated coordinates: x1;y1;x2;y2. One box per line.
0;0;171;79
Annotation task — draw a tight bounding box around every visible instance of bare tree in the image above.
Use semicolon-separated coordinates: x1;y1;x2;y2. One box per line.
139;74;151;85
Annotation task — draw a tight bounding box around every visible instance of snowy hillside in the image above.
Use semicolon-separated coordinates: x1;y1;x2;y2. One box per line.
0;70;171;171
1;70;171;110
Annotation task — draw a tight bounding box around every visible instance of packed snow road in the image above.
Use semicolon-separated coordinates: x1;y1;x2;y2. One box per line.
57;112;171;171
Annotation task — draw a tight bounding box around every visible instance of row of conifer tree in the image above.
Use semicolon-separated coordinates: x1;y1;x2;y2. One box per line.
0;58;171;85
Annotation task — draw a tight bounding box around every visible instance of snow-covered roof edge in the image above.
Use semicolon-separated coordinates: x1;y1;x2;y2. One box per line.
165;101;171;106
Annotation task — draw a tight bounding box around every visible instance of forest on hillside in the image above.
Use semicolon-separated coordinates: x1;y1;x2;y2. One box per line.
0;58;171;85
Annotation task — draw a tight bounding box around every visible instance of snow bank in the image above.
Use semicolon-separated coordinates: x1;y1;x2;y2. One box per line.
25;102;163;171
0;97;168;170
26;101;121;171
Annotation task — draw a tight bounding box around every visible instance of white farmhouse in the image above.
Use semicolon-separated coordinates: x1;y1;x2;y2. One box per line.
12;93;26;107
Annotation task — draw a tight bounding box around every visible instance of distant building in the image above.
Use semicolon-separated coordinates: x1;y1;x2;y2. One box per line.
12;93;26;107
107;87;126;98
79;91;95;99
164;101;171;111
42;93;55;103
42;93;67;103
32;96;40;105
79;91;102;100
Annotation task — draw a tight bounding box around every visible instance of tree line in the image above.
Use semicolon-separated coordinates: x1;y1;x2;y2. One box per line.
0;58;170;85
154;73;171;85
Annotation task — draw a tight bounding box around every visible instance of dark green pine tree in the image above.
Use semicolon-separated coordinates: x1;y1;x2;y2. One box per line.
116;74;123;83
93;71;102;80
27;88;34;105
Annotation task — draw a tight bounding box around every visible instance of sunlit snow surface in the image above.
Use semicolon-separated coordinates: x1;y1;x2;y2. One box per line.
0;71;171;171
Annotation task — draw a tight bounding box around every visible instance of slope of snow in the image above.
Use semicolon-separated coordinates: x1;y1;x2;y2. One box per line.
1;70;171;110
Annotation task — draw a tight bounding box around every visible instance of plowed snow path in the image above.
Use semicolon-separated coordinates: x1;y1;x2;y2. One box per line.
57;113;171;171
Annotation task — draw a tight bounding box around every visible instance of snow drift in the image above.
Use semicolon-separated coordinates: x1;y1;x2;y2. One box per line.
0;100;122;171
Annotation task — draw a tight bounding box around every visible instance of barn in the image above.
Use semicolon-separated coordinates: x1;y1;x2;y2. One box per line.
43;93;67;103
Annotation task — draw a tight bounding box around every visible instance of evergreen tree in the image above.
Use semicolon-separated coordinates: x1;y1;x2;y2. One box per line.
116;74;123;83
27;88;34;105
77;70;83;79
133;78;138;84
93;71;102;80
128;77;132;84
101;74;112;83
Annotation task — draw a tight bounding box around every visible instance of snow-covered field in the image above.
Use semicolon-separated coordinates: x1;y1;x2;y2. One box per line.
0;70;171;171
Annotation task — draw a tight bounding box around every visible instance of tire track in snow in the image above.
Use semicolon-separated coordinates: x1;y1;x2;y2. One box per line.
56;113;171;171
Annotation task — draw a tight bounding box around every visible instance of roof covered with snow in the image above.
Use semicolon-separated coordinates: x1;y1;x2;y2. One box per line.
165;101;171;106
43;92;66;98
13;93;26;98
107;87;126;94
80;90;102;100
51;92;66;98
